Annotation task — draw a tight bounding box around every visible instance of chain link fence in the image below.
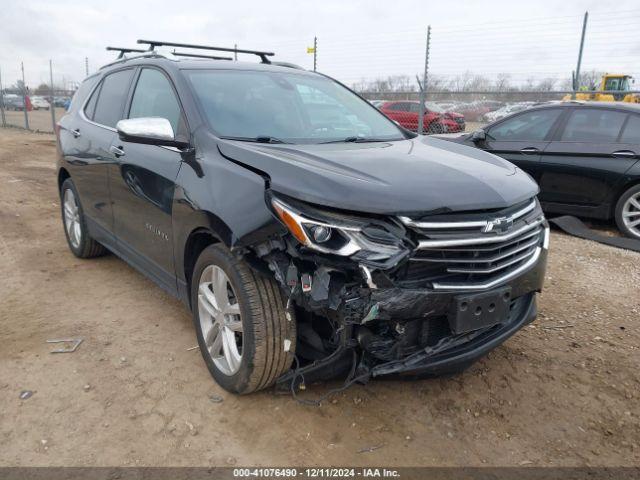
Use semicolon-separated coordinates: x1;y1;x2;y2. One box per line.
2;9;639;135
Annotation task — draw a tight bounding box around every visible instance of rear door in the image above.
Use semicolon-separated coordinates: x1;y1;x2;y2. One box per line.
538;107;638;209
481;107;564;182
108;67;187;293
61;68;135;240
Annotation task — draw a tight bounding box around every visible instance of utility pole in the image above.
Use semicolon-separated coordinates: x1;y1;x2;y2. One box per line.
0;65;6;128
85;57;89;77
313;36;317;72
234;44;238;61
21;62;29;130
49;60;57;133
572;11;588;99
417;26;431;135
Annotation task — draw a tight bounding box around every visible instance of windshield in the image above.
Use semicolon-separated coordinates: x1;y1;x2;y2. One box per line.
185;69;405;144
424;102;444;113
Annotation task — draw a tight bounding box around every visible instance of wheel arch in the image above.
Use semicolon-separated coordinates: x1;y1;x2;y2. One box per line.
610;177;640;218
57;167;71;193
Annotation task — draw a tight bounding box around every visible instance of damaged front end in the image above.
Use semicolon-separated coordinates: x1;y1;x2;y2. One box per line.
249;191;548;388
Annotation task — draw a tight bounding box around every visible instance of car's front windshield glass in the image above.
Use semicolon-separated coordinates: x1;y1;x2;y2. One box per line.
425;102;444;113
185;69;405;144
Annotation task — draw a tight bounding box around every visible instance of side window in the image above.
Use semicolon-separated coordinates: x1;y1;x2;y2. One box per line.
560;109;627;143
620;115;640;144
489;109;562;141
129;69;182;133
408;103;422;113
93;69;134;128
83;84;101;120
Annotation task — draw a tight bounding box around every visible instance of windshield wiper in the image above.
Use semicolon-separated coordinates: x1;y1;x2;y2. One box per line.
220;135;291;144
319;136;395;144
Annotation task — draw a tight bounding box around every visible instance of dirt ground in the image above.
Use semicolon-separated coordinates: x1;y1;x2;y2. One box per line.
0;128;638;467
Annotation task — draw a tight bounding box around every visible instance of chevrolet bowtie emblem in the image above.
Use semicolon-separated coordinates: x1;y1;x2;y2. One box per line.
483;216;513;233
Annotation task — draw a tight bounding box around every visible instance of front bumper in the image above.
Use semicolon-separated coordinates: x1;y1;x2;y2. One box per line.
355;246;547;375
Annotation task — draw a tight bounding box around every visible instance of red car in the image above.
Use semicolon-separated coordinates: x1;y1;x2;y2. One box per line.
379;100;465;133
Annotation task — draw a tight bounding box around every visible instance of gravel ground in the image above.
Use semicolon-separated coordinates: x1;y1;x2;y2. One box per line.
0;128;638;467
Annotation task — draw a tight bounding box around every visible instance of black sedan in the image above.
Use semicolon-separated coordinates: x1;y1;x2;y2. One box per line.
442;102;640;239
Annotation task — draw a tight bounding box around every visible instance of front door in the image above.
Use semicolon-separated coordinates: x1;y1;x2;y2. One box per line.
109;67;187;292
479;108;565;184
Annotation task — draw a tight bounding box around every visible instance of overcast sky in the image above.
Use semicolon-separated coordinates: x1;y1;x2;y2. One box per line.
1;0;639;90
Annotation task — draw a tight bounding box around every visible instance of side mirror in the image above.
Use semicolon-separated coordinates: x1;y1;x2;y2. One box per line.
471;130;486;143
116;117;187;148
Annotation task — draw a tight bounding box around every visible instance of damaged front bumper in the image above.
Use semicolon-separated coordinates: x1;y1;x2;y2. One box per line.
254;192;549;385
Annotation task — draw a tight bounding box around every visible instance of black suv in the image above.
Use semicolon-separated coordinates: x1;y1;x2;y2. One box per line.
56;41;548;394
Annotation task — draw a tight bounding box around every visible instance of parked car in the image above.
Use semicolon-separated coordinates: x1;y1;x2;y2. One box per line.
441;101;640;239
482;102;537;123
3;95;26;111
31;96;51;110
379;100;463;133
425;101;465;132
54;96;71;108
368;99;385;108
457;101;504;122
56;42;548;394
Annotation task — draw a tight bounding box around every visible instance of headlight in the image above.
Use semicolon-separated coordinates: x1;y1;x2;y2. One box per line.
270;195;405;261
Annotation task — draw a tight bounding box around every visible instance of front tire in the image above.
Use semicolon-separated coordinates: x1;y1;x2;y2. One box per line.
191;244;296;394
60;178;107;258
615;184;640;239
427;121;445;134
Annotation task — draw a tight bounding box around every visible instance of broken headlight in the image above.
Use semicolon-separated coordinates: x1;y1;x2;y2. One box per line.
270;194;407;261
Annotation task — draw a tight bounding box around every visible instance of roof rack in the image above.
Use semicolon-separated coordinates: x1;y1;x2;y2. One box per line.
106;46;148;59
171;50;233;61
137;39;274;64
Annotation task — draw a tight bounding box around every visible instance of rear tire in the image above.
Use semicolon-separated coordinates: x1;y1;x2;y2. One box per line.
60;178;107;258
614;184;640;239
191;244;296;394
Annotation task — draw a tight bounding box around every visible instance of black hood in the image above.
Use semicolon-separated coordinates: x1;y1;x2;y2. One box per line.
217;136;539;215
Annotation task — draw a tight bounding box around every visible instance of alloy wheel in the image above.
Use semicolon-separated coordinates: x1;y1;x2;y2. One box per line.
197;265;243;376
622;192;640;237
63;189;81;249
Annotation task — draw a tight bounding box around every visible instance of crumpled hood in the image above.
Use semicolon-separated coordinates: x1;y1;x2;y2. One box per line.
217;136;539;215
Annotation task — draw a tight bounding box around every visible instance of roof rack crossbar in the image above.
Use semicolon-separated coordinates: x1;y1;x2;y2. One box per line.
106;46;148;59
171;50;233;61
137;39;274;63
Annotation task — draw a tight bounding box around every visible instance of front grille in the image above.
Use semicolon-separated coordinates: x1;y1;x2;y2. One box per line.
397;199;546;290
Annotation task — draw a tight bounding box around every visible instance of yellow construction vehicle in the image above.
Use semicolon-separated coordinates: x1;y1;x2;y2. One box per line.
563;74;639;103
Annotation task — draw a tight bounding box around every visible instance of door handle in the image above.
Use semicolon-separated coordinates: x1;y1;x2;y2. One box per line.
611;150;636;158
109;145;125;157
71;128;81;138
520;147;540;154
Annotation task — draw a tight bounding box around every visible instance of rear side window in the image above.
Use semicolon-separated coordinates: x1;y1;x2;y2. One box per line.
620;115;640;144
69;76;98;113
93;69;134;128
129;68;182;133
489;109;562;141
84;84;100;120
561;109;627;143
388;103;408;112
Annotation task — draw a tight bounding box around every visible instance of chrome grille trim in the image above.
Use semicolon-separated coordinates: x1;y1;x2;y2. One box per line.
432;247;542;291
399;199;536;230
414;235;540;264
446;245;537;274
416;218;544;248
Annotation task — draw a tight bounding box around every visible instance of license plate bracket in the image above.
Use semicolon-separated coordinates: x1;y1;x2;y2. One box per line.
448;287;512;334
